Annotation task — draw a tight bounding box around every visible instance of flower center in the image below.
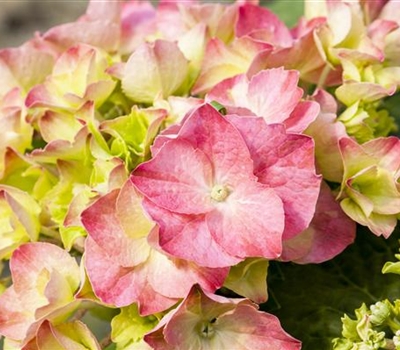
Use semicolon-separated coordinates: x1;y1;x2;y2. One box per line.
211;184;229;202
200;318;216;338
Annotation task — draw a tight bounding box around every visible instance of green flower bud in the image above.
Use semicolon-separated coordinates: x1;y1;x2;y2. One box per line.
369;301;391;325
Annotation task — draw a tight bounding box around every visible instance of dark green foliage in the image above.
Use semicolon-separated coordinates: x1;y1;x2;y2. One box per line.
263;225;400;350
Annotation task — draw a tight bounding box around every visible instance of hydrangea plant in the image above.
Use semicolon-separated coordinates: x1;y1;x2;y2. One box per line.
0;0;399;349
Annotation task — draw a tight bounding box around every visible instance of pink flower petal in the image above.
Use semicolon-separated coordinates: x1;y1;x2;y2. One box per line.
281;181;356;263
85;237;167;313
10;243;80;294
0;286;35;340
192;37;272;95
207;69;318;132
236;4;293;47
177;104;255;186
81;189;150;267
261;24;342;86
207;181;284;259
284;100;320;133
247;69;302;122
305;105;348;183
0;45;54;93
42;1;121;52
363;137;400;175
228;116;321;239
143;200;241;268
206;74;252;113
131;139;214;215
120;1;157;54
122;40;189;104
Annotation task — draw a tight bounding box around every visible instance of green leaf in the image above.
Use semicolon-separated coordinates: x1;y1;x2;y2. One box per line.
263;225;400;350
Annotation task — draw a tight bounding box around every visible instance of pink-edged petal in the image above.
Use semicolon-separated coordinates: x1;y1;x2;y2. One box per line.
38;111;84;143
312;88;338;114
368;19;398;51
83;185;228;313
236;4;293;47
262;25;342;86
284;100;320;133
116;180;155;241
146;245;228;300
85;234;226;315
10;242;80;294
305;111;348;183
177;2;237;43
81;189;150;267
0;243;81;343
228;116;321;239
35;269;77;320
281;181;356;264
25;84;60;109
178;104;255;185
339;137;378;179
207;181;284;259
143;200;241;268
0;45;54;93
120;1;157;54
212;303;301;350
84;228;179;314
192;37;272;95
42;21;120;53
247;68;302;122
122;40;189;104
131;139;213;215
363;137;400;174
207;69;319;132
350;167;400;215
206;74;252;112
0;286;36;340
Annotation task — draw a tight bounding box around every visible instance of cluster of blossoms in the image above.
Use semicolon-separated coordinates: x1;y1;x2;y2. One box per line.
0;0;399;348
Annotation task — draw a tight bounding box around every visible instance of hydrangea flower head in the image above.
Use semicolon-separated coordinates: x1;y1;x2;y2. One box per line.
0;242;81;346
144;284;302;350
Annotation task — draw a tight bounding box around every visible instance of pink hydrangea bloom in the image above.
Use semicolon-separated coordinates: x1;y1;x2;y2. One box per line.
0;243;81;346
131;104;285;268
206;68;320;133
144;284;301;350
132;104;321;267
81;180;228;315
